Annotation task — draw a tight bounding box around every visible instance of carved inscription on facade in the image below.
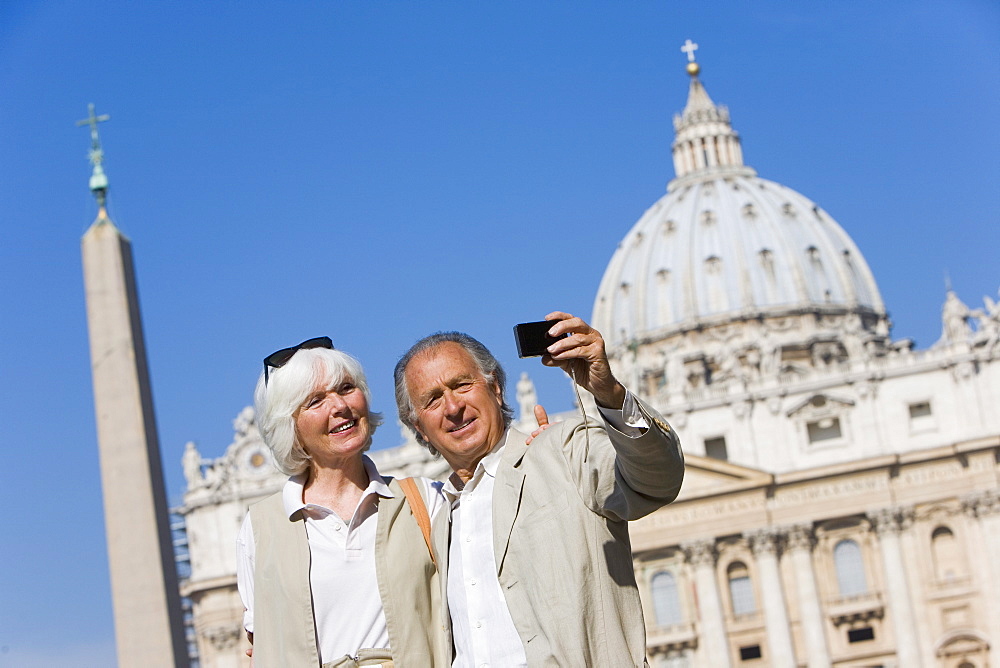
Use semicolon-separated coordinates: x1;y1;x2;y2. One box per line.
898;461;967;488
771;474;888;509
639;494;765;529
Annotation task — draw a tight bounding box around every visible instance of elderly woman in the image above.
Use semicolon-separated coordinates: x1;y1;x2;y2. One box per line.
236;337;447;668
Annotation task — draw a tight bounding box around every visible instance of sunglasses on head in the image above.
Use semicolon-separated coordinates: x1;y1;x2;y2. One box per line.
263;336;334;385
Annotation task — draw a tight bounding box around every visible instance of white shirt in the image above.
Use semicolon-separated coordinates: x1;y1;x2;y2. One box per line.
236;456;444;661
445;443;526;668
444;391;648;668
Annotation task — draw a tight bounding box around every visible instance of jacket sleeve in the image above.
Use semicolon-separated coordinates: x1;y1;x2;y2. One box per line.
554;392;683;522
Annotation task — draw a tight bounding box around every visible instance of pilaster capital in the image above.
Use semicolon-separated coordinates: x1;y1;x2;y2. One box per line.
745;526;782;556
785;523;816;552
681;538;717;567
962;490;1000;518
202;623;241;650
868;505;915;535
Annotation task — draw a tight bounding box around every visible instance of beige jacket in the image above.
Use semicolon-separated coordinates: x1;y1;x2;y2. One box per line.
433;395;683;666
251;477;449;668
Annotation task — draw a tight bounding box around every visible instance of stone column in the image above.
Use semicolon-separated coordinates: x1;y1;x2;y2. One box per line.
745;528;796;667
963;491;1000;667
682;539;731;668
786;524;831;668
869;507;922;668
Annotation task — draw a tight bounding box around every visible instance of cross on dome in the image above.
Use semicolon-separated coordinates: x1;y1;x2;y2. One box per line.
681;39;698;62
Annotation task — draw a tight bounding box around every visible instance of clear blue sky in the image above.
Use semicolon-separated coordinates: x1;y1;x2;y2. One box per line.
1;1;997;665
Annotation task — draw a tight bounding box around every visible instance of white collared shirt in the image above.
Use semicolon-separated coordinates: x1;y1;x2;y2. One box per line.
445;443;527;668
444;391;648;668
236;456;443;661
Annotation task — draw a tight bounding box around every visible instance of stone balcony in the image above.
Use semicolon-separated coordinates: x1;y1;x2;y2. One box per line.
826;591;884;625
646;622;698;652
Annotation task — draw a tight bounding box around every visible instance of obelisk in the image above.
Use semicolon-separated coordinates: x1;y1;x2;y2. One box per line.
79;104;190;667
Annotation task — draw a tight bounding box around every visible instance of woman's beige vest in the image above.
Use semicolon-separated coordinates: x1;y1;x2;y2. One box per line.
249;478;448;668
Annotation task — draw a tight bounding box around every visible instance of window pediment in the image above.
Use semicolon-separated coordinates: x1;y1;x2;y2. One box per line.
785;393;855;419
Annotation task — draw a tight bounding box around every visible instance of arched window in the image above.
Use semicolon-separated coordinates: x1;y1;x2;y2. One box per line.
834;539;867;596
932;526;964;581
727;561;756;615
651;571;682;626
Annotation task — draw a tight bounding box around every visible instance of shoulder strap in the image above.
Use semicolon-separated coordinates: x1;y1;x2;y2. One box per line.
398;477;436;565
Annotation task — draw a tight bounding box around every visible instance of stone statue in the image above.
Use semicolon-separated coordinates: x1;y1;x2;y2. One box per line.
183;441;204;490
941;291;972;344
742;346;762;381
840;313;866;361
663;350;685;401
972;289;1000;347
714;348;744;389
232;406;255;438
516;372;538;422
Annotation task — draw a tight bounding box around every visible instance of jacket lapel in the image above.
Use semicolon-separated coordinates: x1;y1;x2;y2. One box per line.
431;487;453;636
493;428;529;574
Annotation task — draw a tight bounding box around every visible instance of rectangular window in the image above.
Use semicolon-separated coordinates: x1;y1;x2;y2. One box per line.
646;371;666;396
807;417;842;443
848;627;875;643
705;436;728;460
739;645;762;660
908;401;936;433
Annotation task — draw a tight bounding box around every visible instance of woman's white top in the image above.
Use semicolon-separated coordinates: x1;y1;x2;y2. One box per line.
236;455;443;661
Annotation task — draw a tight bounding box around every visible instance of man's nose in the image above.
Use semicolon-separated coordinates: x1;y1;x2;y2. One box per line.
442;390;464;416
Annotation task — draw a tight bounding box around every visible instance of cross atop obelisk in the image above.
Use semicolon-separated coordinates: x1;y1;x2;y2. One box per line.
76;103;111;208
79;106;191;667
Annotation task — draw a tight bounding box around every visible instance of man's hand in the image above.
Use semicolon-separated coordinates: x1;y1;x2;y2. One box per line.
526;404;551;444
540;311;626;409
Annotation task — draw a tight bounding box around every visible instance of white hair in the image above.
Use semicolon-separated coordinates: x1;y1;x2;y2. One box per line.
254;347;383;476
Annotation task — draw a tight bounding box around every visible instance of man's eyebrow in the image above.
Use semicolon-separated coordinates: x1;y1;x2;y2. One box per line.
416;386;441;404
416;372;479;405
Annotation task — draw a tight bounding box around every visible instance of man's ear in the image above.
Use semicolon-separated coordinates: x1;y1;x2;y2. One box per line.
411;413;428;443
491;380;504;404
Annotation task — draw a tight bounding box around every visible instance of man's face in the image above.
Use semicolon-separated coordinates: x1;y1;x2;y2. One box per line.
405;342;507;475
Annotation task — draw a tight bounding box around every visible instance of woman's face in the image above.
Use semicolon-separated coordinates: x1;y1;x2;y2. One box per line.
294;376;371;469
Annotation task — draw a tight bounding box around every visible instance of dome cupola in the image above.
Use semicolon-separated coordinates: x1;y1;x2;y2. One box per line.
670;40;755;184
592;43;890;402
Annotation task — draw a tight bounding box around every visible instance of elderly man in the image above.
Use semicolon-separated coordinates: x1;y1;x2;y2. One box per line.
393;311;684;666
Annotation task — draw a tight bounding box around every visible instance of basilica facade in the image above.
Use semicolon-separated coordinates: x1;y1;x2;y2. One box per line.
176;52;1000;668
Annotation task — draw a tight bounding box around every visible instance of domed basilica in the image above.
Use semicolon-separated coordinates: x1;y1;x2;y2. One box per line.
177;45;1000;668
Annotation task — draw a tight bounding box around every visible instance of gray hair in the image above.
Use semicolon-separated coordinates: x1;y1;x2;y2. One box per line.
394;332;514;454
254;347;383;476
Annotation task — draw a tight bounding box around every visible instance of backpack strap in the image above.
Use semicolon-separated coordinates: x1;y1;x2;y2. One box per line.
398;477;436;565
